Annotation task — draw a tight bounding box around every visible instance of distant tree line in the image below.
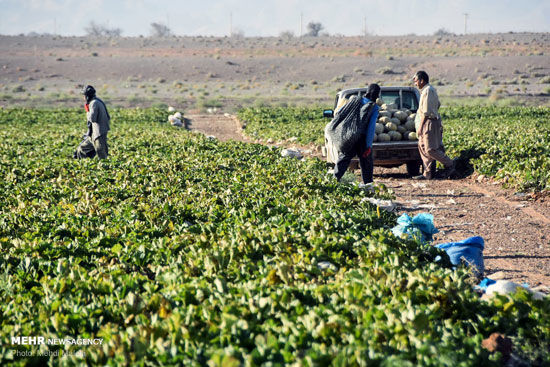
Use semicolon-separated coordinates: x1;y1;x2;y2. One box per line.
83;21;174;38
84;21;122;37
82;20;331;39
17;20;478;39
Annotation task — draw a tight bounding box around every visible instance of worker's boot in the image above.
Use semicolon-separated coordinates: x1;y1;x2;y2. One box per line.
440;161;458;179
413;161;435;180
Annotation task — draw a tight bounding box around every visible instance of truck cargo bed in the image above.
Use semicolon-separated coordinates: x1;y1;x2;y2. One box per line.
373;141;420;166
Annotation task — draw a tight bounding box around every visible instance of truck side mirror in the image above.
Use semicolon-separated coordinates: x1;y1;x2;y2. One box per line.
323;109;334;118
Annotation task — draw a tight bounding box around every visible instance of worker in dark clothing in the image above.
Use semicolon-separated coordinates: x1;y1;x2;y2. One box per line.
333;84;381;183
74;85;110;159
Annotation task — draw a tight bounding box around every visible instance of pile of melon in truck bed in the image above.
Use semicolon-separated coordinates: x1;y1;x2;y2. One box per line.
374;100;418;142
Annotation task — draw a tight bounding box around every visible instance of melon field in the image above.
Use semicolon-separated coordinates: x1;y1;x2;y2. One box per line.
238;106;550;192
0;107;549;366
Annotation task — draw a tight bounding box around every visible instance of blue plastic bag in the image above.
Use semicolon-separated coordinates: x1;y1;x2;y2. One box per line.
475;277;496;291
391;213;439;244
435;236;485;277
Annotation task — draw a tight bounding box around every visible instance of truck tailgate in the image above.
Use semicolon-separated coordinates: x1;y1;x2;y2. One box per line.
373;141;420;164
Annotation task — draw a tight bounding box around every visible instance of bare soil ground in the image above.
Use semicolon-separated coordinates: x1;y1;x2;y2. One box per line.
1;33;549;109
375;167;550;290
187;113;550;292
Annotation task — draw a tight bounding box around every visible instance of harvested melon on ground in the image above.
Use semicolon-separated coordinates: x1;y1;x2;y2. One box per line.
375;123;385;134
408;132;418;140
378;133;391;142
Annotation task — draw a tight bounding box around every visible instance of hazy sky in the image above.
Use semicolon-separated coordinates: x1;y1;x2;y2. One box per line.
1;0;549;37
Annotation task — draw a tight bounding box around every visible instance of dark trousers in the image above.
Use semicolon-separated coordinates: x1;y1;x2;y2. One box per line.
333;137;374;184
73;135;108;159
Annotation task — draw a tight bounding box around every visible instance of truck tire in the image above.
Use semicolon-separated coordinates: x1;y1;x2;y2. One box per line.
406;161;421;177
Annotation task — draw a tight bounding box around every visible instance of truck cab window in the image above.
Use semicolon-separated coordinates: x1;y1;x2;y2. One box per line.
400;91;418;111
380;91;400;106
380;91;418;111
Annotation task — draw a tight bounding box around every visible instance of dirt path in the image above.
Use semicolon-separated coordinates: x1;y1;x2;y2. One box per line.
184;114;245;142
187;114;550;291
374;168;550;289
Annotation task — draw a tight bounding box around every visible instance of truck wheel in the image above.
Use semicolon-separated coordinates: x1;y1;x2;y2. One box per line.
406;161;421;176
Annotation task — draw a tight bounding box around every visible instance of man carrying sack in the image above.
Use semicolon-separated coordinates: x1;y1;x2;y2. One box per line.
325;84;380;184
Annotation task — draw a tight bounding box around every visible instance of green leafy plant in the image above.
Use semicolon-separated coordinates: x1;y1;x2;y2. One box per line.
0;108;548;366
238;105;550;192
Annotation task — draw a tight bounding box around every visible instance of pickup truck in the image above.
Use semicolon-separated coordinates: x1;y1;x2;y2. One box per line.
323;86;422;176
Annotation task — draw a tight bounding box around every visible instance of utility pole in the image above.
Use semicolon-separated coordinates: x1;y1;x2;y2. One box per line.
463;13;469;35
300;12;303;37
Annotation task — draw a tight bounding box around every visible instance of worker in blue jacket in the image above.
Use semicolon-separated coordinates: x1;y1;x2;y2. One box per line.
333;83;380;183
